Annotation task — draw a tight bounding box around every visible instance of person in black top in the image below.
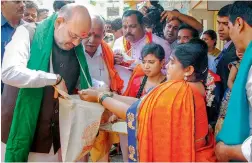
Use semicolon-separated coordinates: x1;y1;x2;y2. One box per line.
215;4;239;100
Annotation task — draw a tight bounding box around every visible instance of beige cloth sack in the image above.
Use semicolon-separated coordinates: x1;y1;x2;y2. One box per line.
99;121;128;135
58;90;104;162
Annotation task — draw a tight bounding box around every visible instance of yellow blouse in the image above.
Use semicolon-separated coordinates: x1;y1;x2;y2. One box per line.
208;48;221;57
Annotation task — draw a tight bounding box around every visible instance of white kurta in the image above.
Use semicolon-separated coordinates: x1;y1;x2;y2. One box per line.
241;136;252;162
2;25;57;88
84;45;110;87
1;25;59;161
246;66;252;135
113;34;172;63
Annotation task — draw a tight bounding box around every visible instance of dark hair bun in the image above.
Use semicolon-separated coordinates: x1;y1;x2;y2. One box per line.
174;38;208;82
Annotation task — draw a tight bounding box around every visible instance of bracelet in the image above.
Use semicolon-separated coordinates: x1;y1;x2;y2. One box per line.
55;75;63;86
97;92;104;103
99;94;110;105
98;92;113;105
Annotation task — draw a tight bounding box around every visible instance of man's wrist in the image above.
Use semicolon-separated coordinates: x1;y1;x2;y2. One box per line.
174;11;181;20
54;74;62;86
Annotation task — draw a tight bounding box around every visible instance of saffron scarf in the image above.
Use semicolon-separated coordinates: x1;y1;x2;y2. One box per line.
100;40;124;93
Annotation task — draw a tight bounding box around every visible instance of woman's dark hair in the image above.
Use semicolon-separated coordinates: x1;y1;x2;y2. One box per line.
174;38;208;82
203;30;217;46
140;43;165;61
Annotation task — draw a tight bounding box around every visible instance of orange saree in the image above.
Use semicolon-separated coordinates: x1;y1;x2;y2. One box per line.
126;81;216;162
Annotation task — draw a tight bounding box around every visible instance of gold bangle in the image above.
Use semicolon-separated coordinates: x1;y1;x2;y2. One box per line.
97;92;104;103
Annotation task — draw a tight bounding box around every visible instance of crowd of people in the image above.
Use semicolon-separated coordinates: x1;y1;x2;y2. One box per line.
1;0;252;162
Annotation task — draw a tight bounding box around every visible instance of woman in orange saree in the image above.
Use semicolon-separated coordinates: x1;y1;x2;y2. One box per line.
79;39;216;162
127;80;215;162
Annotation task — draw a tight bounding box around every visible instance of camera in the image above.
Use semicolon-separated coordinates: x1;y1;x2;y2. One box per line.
142;1;164;37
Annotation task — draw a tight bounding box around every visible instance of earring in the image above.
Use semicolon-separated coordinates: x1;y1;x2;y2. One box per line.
184;73;188;81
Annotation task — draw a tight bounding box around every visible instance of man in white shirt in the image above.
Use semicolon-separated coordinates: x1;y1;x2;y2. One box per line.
82;15;123;93
23;1;38;23
1;1;25;93
82;15;123;162
113;10;171;92
108;18;123;48
1;4;92;162
113;10;171;65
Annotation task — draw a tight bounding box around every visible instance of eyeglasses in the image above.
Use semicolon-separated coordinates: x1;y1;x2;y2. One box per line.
68;30;84;42
65;21;88;42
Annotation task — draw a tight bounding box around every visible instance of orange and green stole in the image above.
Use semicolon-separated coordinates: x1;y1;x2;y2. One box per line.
126;81;216;162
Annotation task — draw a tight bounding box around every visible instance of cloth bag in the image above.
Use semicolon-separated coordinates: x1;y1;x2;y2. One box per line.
58;90;104;162
99;121;127;134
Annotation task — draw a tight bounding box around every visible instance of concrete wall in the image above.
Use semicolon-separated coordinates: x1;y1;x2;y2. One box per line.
190;9;215;32
160;1;190;14
190;9;224;50
207;0;234;10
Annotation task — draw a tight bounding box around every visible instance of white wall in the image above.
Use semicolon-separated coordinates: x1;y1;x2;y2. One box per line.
190;9;215;32
160;1;190;14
